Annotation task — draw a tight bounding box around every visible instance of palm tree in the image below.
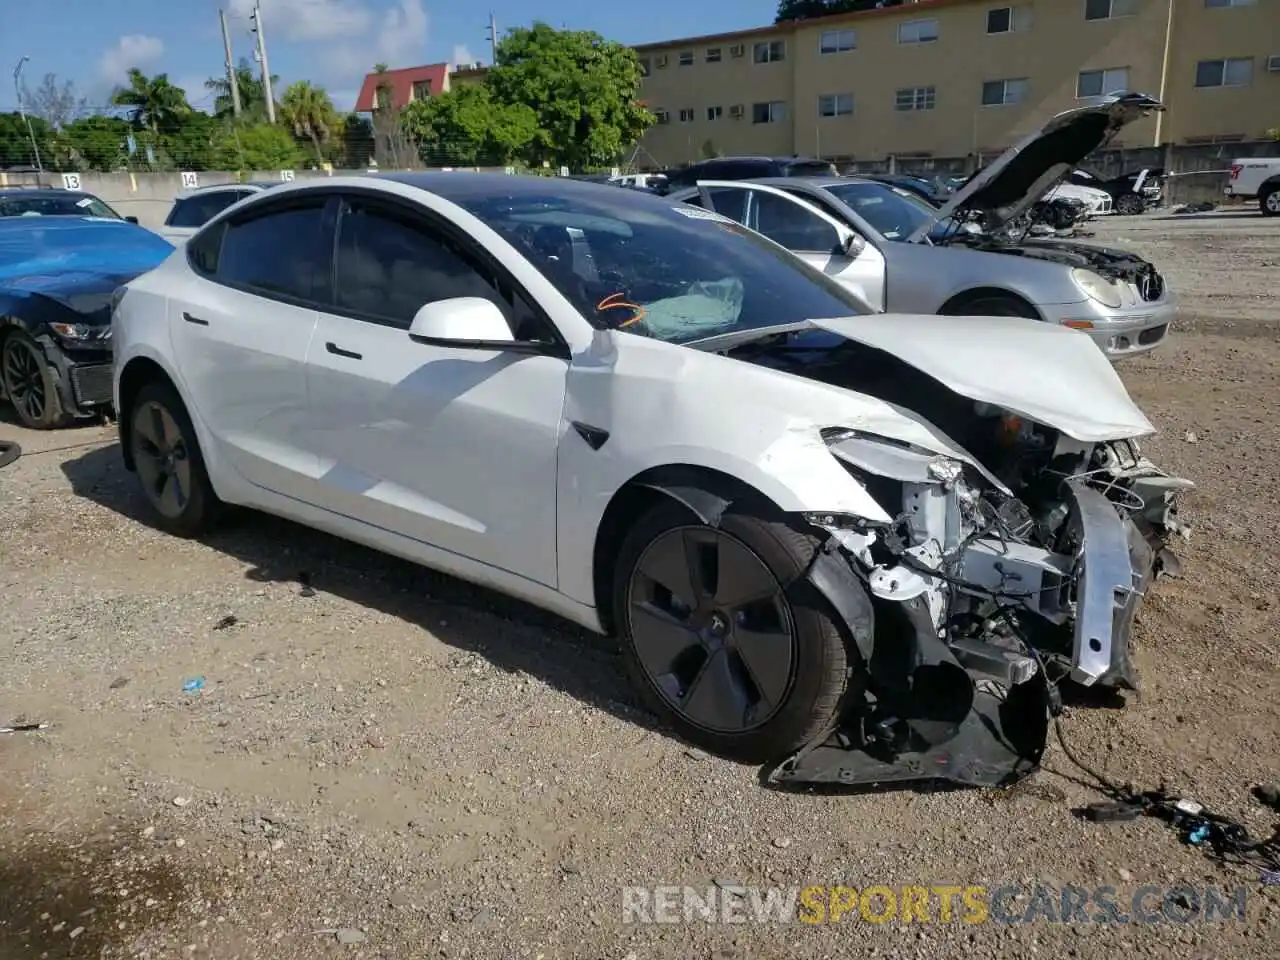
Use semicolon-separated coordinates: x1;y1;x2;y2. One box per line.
205;58;278;122
280;81;338;162
110;69;192;134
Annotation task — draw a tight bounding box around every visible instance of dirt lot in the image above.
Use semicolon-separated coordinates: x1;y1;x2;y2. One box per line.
1;209;1278;959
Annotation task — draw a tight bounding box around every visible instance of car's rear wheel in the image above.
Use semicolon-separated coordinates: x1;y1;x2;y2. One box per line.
1261;187;1280;218
1;331;68;430
613;500;853;762
128;380;220;537
1116;193;1144;216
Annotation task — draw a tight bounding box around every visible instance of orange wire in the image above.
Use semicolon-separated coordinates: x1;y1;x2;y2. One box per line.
596;291;647;328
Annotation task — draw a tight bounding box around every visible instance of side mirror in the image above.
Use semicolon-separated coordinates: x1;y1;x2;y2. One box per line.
407;297;514;346
841;232;866;258
125;216;139;224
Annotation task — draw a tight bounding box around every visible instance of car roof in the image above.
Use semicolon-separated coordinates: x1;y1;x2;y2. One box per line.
0;187;101;198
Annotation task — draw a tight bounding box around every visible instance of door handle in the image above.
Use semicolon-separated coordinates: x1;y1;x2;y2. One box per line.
325;341;362;360
182;312;209;326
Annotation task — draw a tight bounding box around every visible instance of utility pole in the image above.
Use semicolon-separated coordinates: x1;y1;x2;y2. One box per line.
486;12;498;64
11;56;43;173
250;4;276;123
219;8;242;118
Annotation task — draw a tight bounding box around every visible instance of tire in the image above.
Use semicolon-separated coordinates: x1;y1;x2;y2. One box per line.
1116;193;1144;216
1;330;69;430
126;379;221;537
940;295;1040;319
612;499;853;763
1261;188;1280;218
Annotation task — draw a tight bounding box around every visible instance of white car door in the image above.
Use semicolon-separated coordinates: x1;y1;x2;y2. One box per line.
166;195;327;496
694;180;886;310
300;193;567;586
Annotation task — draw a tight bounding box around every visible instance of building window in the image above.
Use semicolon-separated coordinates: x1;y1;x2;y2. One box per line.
987;5;1033;33
678;51;694;66
1195;57;1254;87
654;109;671;124
982;77;1029;106
411;80;431;100
638;57;650;77
1084;0;1138;21
818;93;854;117
707;105;723;121
898;18;939;44
752;100;786;123
1076;66;1130;98
820;28;856;53
895;86;936;111
753;40;786;63
1204;0;1256;7
678;108;695;123
706;47;722;62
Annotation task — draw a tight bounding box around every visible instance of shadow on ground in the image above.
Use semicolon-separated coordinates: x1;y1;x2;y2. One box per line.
59;441;666;745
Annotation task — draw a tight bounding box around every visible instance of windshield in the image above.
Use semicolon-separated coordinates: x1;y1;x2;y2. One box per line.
0;193;122;219
454;188;872;344
822;181;941;241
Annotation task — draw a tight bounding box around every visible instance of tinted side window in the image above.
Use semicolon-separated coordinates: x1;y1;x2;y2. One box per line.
751;192;840;252
218;200;329;301
187;221;226;277
167;191;249;228
334;199;518;331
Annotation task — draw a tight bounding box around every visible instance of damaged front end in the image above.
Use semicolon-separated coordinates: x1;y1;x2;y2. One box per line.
770;417;1192;790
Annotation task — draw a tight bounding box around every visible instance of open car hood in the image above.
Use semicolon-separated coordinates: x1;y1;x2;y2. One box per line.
808;313;1156;442
907;93;1164;241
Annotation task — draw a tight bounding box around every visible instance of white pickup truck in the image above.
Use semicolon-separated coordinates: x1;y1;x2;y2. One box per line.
1225;157;1280;216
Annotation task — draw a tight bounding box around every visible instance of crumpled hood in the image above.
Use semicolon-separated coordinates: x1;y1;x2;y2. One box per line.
0;216;173;322
808;313;1155;441
908;93;1164;240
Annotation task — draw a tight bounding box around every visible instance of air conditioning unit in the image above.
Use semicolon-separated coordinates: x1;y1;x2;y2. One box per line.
729;103;744;119
729;44;745;58
1267;54;1280;72
655;54;669;68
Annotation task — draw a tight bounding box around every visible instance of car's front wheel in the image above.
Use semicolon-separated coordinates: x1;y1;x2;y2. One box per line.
613;500;853;762
127;380;221;537
1116;193;1144;216
1261;187;1280;218
1;331;68;430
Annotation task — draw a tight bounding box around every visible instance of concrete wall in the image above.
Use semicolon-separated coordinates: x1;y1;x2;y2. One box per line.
0;168;512;229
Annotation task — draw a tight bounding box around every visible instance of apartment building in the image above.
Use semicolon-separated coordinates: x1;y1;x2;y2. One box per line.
634;0;1280;166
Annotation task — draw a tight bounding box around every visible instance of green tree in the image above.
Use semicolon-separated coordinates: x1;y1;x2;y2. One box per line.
399;84;536;167
333;112;374;168
212;122;303;171
0;112;56;169
205;58;279;123
59;115;133;171
484;23;653;170
775;0;863;23
279;81;339;164
160;112;222;171
111;69;192;135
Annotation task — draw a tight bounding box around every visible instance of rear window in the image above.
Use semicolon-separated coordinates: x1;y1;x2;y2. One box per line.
166;190;251;228
783;160;838;178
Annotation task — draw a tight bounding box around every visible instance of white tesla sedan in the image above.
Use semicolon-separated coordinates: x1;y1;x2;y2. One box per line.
111;173;1192;789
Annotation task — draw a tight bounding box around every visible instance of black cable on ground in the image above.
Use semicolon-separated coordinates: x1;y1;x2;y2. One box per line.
0;440;20;470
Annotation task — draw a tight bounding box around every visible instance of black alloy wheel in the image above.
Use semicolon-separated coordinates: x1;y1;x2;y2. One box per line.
1;332;65;429
127;381;220;536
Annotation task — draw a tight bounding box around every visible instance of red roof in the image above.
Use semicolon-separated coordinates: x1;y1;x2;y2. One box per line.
354;62;449;112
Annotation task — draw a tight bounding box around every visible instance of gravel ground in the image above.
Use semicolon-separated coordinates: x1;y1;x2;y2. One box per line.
1;210;1278;959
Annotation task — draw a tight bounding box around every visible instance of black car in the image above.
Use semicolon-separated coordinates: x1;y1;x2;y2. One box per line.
1067;168;1164;214
0;186;140;223
858;173;951;206
654;156;837;194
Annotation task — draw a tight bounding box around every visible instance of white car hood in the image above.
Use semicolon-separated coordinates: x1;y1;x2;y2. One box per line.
808;313;1155;441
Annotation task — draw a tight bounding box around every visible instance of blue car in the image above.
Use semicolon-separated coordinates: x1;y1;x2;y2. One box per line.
0;216;174;429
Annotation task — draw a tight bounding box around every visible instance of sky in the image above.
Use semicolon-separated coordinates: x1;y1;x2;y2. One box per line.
1;0;779;115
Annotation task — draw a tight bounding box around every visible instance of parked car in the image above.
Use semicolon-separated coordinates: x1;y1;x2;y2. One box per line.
158;181;282;243
1068;167;1163;215
668;95;1174;359
1;215;173;428
0;186;139;223
111;170;1191;789
1225;158;1280;216
858;173;951;206
655;156;837;194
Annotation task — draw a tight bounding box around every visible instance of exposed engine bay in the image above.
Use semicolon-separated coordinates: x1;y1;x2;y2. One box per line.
939;231;1163;283
727;336;1192;788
